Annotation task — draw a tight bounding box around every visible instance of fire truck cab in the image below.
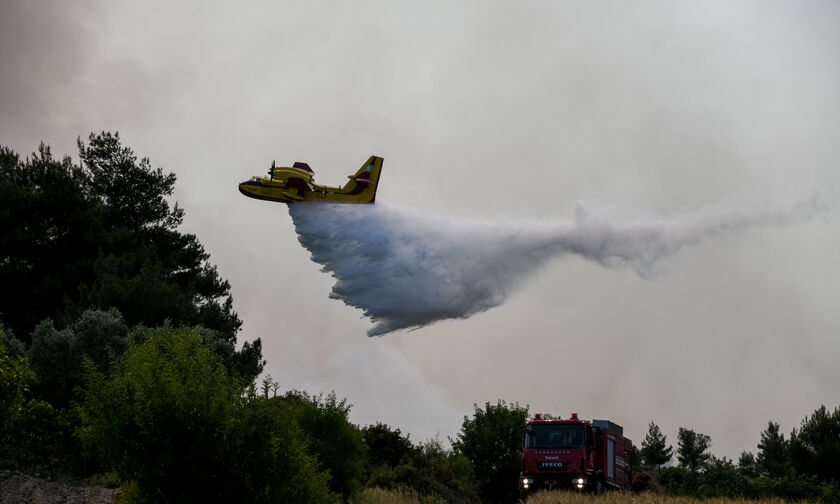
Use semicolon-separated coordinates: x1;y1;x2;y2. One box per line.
520;413;632;494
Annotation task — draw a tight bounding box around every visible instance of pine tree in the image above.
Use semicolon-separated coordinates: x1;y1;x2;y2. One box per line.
676;427;711;472
756;421;790;478
641;421;673;471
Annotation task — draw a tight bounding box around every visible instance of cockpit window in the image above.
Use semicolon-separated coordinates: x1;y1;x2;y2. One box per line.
525;424;584;449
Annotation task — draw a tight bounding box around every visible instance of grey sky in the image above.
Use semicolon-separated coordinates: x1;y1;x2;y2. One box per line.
2;0;839;460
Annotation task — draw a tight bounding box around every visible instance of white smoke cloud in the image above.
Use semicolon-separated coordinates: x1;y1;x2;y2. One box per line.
289;196;825;337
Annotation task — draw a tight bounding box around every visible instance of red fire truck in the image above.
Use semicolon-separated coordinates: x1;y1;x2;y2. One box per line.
520;413;632;494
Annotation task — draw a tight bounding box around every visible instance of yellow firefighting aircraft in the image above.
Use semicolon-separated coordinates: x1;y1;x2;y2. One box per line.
238;156;383;204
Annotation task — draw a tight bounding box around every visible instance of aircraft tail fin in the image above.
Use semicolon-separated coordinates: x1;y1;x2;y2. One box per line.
348;155;383;203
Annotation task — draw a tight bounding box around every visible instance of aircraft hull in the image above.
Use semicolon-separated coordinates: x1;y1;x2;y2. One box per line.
238;155;382;204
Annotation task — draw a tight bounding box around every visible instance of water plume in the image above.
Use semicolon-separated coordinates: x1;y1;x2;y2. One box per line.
288;197;822;336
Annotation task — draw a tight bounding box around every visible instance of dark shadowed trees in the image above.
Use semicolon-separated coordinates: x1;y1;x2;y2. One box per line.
676;427;711;472
0;135;262;381
756;421;791;478
27;309;128;408
0;329;33;468
363;422;414;470
738;451;759;478
789;405;840;484
452;400;528;504
0;144;102;339
641;420;673;471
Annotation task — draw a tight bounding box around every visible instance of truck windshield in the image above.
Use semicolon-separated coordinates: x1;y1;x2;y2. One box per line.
524;424;584;449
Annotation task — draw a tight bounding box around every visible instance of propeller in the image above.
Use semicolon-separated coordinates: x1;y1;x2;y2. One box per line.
268;159;275;183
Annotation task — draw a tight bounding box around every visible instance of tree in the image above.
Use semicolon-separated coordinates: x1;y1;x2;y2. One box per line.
789;405;840;483
452;400;528;504
676;427;711;472
641;421;673;471
360;423;478;503
78;328;332;503
278;390;366;502
0;144;102;339
396;439;478;504
228;392;335;504
363;422;414;470
737;451;759;478
0;136;262;381
77;131;183;231
78;327;238;502
27;309;128;407
756;421;791;478
626;445;644;484
1;329;83;474
0;329;33;459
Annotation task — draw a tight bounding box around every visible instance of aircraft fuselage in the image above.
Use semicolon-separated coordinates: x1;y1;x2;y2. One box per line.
238;156;382;204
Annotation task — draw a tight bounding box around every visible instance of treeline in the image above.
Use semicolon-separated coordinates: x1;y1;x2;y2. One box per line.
631;414;840;502
0;311;526;503
1;135;839;503
0;135;519;503
1;317;479;503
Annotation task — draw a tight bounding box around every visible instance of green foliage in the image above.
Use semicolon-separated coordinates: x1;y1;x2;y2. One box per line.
279;390;366;502
452;400;528;504
0;143;103;339
0;329;88;474
77;131;183;231
658;466;693;495
659;456;840;502
626;445;643;482
676;427;711;472
660;461;750;498
226;393;336;504
756;421;791;478
789;405;840;484
361;423;477;503
696;456;751;498
737;451;759;478
77;328;332;504
77;327;237;501
364;422;415;470
641;421;672;470
0;324;27;358
27;309;128;407
0;137;258;379
397;439;477;504
0;329;34;458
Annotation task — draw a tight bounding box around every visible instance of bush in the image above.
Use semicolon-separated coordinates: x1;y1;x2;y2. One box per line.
0;329;35;469
278;390;366;502
77;328;332;503
631;471;652;493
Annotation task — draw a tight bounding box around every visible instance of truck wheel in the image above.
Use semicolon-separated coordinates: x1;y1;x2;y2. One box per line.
594;479;604;495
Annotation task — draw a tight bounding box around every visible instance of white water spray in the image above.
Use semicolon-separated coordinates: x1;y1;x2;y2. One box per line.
288;198;822;336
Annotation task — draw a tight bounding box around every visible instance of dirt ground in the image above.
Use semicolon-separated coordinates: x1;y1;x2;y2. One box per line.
0;471;120;504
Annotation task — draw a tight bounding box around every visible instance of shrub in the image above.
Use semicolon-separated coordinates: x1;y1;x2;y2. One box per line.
78;328;332;503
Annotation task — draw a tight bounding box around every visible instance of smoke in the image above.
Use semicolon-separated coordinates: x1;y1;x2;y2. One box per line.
289;197;825;336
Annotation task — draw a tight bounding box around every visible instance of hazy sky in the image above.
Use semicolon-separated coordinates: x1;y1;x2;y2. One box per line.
3;0;839;460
